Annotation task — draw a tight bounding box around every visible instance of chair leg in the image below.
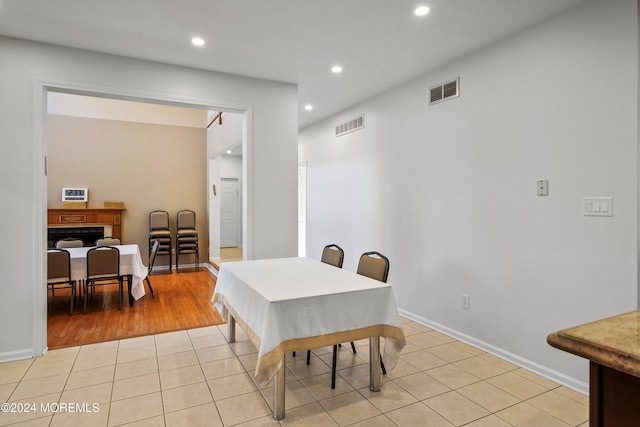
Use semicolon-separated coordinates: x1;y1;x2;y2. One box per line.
69;282;75;316
145;276;155;299
118;278;123;310
83;280;89;314
293;350;312;365
331;344;338;389
381;357;386;375
350;341;357;354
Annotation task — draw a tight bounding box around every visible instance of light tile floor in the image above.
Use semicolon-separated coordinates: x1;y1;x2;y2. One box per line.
0;317;588;426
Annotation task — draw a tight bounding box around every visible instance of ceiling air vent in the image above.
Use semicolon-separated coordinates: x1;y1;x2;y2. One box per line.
335;114;365;138
429;77;460;105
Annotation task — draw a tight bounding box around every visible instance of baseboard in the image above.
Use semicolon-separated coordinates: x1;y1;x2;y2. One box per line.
153;263;207;271
0;348;36;364
174;263;202;271
398;309;589;395
151;263;217;277
205;263;218;277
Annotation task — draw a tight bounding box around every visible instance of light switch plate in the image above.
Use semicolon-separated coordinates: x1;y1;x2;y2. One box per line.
583;197;613;216
537;180;548;196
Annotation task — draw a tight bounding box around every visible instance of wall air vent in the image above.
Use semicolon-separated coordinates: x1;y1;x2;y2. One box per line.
429;77;460;105
335;114;365;138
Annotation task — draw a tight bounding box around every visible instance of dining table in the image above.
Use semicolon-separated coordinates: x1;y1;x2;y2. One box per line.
65;244;148;304
212;256;406;420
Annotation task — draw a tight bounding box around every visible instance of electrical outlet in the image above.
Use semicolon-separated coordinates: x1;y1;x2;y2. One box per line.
462;294;470;310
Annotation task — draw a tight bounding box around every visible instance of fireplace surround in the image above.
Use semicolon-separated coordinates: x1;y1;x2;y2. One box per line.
47;208;125;248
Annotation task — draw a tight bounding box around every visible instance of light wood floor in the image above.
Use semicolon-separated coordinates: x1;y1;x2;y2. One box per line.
221;246;243;262
47;268;223;350
210;246;243;270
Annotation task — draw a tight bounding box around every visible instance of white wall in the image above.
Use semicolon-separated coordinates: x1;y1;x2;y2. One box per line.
299;0;637;390
221;155;243;179
0;36;298;361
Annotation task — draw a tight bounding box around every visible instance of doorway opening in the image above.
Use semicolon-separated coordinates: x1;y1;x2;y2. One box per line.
206;113;244;267
38;83;250;353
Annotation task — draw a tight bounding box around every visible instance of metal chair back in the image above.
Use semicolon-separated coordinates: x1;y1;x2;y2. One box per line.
47;249;71;283
356;251;390;283
87;246;120;279
321;244;344;268
96;237;121;246
55;238;83;249
177;210;196;232
149;210;170;231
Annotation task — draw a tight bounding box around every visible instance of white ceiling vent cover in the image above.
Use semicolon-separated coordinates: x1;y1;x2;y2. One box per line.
430;77;460;105
335;114;365;138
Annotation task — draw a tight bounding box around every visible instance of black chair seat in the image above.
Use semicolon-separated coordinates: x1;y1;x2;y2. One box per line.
177;229;197;236
149;230;171;238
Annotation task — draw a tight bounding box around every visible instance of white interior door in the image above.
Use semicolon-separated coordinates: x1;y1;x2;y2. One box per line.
220;178;239;248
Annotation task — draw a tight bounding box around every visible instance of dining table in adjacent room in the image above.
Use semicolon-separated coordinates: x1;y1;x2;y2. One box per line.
65;244;148;305
212;256;407;420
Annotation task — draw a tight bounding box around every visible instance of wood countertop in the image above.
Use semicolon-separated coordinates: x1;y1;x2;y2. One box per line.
547;310;640;379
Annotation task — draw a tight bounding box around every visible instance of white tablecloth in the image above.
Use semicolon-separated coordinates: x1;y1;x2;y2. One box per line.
212;257;406;385
66;244;148;300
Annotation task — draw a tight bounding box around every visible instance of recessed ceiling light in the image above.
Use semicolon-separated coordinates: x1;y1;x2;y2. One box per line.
226;150;232;154
414;6;430;16
304;105;313;111
191;37;205;46
331;65;343;74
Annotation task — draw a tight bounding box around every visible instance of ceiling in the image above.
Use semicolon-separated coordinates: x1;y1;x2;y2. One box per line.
0;0;588;129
